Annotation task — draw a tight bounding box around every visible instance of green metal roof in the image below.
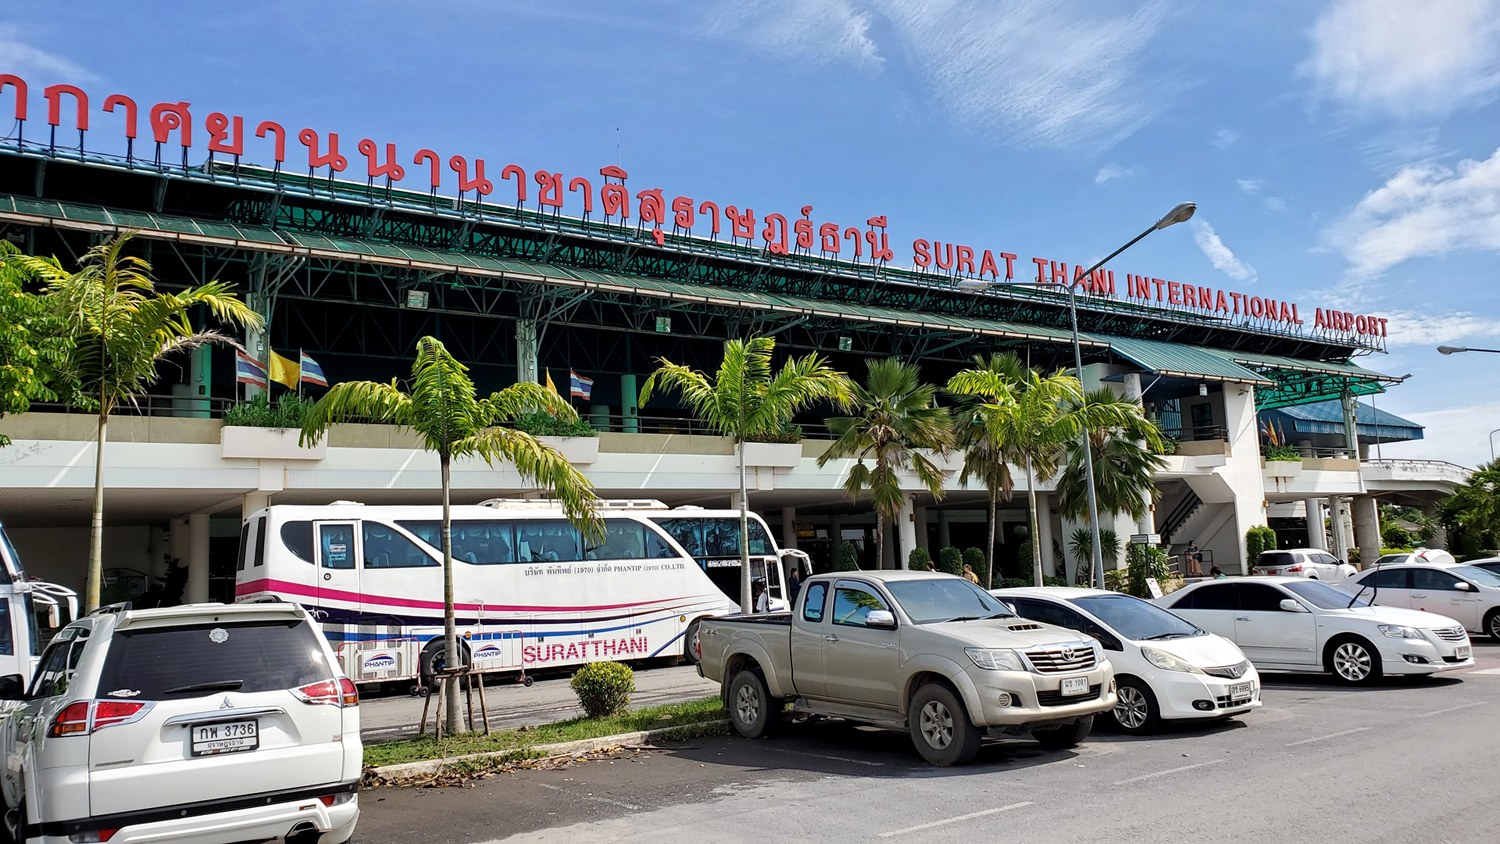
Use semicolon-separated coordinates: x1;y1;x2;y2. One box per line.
1093;335;1273;385
1213;349;1392;380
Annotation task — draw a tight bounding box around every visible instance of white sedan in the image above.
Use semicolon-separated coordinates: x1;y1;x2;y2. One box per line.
1156;576;1473;685
994;587;1260;734
1341;563;1500;640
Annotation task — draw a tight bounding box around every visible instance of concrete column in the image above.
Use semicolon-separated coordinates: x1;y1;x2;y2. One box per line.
780;507;798;550
243;491;271;517
589;403;610;432
170;517;190;567
914;506;930;552
620;373;639;433
186;514;211;604
1352;496;1381;568
827;514;842;546
1329;495;1350;563
897;495;917;569
728;491;743;510
936;509;951;550
1341;390;1360;459
1304;499;1327;550
1036;493;1056;576
515;319;539;385
244;283;268;400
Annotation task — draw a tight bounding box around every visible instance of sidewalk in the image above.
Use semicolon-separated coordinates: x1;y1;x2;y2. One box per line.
359;664;718;743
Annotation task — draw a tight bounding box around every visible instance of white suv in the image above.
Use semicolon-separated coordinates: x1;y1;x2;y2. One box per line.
1251;548;1355;580
1;602;361;844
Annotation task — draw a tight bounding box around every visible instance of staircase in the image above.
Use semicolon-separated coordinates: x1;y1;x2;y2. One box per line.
1157;488;1202;545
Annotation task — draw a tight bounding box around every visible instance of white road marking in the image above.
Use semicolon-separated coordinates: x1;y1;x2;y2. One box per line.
878;801;1034;838
1111;759;1224;786
1417;701;1487;718
534;781;641;811
1464;667;1500;676
772;748;885;767
1285;727;1369;747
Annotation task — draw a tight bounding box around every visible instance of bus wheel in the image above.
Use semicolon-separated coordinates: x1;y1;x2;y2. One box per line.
420;641;470;689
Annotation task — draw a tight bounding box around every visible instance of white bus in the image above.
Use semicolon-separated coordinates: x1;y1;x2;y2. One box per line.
233;499;795;688
0;522;79;695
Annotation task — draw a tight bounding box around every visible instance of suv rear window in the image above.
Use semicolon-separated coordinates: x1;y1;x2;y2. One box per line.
1257;551;1294;567
95;619;333;701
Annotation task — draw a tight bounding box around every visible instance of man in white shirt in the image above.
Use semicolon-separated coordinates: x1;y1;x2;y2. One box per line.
753;580;770;613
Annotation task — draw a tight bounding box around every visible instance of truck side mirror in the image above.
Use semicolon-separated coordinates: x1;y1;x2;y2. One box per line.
865;610;896;630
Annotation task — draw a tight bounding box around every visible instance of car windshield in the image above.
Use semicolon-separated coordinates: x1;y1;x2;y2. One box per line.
1066;594;1203;640
1454;565;1500;588
1286;580;1368;609
885;578;1015;624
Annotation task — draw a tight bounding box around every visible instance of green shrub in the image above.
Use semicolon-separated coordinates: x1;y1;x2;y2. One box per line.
570;661;635;719
1245;525;1278;563
998;577;1031;589
907;548;931;571
962;547;986;581
223;392;317;429
1102;569;1130;593
836;540;860;572
746;421;804;444
1262;444;1302;461
937;547;963;576
511;410;598;438
1041;575;1069;587
1382;524;1413;548
1126;544;1171;597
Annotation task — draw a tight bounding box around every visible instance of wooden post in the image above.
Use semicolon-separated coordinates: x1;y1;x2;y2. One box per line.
463;669;475;733
476;671;490;735
418;685;434;738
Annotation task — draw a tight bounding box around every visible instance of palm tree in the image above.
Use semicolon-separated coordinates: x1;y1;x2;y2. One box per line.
300;336;600;734
819;358;953;571
640;337;853;613
1055;388;1168;530
949;354;1021;588
17;233;262;613
949;354;1146;586
1068;527;1121;585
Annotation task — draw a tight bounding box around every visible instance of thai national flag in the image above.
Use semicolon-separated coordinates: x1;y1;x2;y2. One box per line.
569;369;593;400
235;350;267;387
299;350;329;388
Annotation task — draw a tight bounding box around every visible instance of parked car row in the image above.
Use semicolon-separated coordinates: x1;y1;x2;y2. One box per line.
0;601;361;844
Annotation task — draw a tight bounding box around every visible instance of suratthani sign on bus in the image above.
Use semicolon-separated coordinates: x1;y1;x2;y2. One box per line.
0;73;1387;342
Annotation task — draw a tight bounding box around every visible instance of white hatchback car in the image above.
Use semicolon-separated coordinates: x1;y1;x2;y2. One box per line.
1250;548;1355;580
1341;563;1500;640
994;587;1260;734
1;602;361;844
1157;577;1473;685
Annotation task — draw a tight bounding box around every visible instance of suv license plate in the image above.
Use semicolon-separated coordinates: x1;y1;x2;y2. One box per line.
191;720;259;757
1229;682;1253;700
1060;677;1090;696
1456;646;1471;659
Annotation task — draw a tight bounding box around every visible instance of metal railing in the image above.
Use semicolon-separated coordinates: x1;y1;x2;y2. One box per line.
1159;424;1228;443
28;394;235;419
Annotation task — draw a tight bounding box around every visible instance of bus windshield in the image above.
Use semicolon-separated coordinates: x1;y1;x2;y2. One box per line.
0;524;24;580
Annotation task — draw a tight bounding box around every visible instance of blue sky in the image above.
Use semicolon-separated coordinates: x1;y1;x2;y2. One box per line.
5;0;1500;466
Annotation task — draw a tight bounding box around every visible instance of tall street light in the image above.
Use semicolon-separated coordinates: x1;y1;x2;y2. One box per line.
961;201;1197;589
1438;345;1500;355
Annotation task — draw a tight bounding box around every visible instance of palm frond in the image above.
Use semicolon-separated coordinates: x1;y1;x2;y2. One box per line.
300;379;414;446
459;425;603;541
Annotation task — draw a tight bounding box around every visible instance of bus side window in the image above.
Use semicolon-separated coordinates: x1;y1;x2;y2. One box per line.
0;601;12;656
747;521;772;555
588;520;646;560
363;522;437;568
281;521;316;564
452;521;516;565
517;521;582;563
706;519;742;558
253;517;268;567
644;523;680;559
318;524;356;570
237;522;251;572
653;519;703;556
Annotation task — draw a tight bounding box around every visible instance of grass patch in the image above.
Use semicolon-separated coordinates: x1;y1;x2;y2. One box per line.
364;695;726;768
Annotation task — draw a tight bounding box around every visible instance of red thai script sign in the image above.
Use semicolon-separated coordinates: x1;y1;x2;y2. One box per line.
0;73;1387;341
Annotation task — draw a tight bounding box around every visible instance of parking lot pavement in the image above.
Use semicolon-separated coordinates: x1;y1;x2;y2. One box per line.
359;664;718;742
360;641;1500;844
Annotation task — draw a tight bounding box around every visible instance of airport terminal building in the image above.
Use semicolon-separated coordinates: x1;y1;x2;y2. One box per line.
0;76;1468;601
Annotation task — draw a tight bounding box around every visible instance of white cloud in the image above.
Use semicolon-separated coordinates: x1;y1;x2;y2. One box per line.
1302;0;1500;117
0;25;98;82
704;0;882;70
1325;146;1500;280
1212;128;1239;150
1190;220;1257;283
1261;196;1288;213
1236;178;1287;212
1095;164;1136;184
1382;398;1500;470
1236;178;1263;194
1373;309;1500;348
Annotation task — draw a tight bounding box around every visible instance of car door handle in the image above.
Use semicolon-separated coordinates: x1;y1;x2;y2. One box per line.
824;634;839;642
1410;593;1428;598
1235;617;1250;622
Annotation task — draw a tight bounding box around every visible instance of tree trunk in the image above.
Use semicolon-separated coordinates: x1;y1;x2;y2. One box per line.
86;410;108;613
986;491;998;589
1026;453;1043;587
440;454;462;735
875;511;886;572
738;438;752;614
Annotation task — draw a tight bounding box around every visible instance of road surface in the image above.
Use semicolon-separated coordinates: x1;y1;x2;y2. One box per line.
359;641;1500;843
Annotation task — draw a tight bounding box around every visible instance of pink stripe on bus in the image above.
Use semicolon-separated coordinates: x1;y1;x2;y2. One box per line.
234;577;695;613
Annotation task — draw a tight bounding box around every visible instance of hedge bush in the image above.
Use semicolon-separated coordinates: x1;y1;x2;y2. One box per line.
1126;544;1171;597
223;393;317;429
511;410;598;438
1245;525;1278;563
937;547;963;576
907;548;931;571
836;540;861;572
570;661;635;719
1382;524;1413;548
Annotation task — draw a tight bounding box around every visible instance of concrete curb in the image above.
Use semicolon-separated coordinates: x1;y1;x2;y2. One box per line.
368;719;731;780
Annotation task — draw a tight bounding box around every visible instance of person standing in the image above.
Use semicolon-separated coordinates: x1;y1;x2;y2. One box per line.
753;580;770;613
962;563;981;585
787;567;802;607
1187;540;1205;577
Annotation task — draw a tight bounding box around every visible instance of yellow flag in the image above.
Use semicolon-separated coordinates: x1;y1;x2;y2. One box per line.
268;350;300;389
544;369;559;395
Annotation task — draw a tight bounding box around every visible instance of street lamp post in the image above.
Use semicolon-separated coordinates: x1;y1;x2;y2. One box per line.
1437;346;1500;355
1490;427;1500;463
961;201;1196;588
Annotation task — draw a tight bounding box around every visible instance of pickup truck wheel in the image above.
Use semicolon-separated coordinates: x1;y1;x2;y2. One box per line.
908;683;981;766
728;670;780;739
1033;715;1094;749
683;620;703;665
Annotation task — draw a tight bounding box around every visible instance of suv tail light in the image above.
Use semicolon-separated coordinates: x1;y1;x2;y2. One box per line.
1286;565;1302;573
48;701;152;737
67;829;118;843
293;678;359;707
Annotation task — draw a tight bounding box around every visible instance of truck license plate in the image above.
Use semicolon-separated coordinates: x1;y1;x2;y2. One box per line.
1229;682;1253;700
1060;677;1090;696
191;720;259;756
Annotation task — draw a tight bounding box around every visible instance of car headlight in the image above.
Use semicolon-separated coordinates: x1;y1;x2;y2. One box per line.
1378;624;1424;640
966;648;1026;671
1141;646;1205;674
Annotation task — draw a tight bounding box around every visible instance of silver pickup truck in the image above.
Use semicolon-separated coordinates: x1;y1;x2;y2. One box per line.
698;571;1116;765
